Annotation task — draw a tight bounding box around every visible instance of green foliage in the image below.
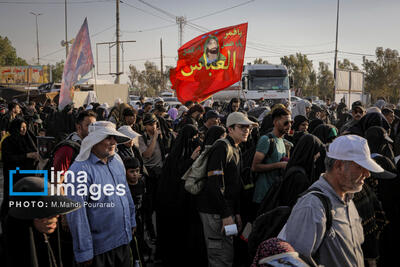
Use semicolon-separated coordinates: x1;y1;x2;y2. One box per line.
128;61;164;96
253;58;269;64
281;53;316;96
49;60;64;83
363;47;400;103
338;58;359;71
0;36;28;66
317;62;334;100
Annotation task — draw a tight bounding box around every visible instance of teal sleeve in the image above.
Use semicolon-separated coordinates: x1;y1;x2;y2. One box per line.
256;135;270;155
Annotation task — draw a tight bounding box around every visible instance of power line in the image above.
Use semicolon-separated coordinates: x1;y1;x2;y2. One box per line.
0;0;112;4
188;0;255;22
121;0;175;23
338;50;375;57
122;23;175;34
136;0;175;20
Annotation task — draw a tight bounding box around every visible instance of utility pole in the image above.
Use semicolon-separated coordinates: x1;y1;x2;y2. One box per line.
65;0;69;58
30;12;42;65
176;16;186;47
115;0;121;84
333;0;340;96
160;38;164;91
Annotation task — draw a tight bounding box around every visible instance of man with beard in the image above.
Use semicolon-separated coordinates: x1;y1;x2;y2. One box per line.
197;112;257;267
66;121;136;267
199;35;226;66
340;101;366;134
251;107;291;206
279;135;385;267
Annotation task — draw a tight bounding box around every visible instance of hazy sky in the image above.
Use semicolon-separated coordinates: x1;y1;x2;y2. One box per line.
1;0;399;83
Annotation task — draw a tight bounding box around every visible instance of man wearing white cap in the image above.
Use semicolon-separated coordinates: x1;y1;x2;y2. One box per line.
279;135;385;267
197;112;257;267
66;121;136;267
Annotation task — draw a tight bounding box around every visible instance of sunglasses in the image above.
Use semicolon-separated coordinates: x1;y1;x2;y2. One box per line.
283;120;293;126
236;124;252;131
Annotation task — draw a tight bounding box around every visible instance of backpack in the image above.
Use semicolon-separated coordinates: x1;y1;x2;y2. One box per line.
182;138;234;195
44;136;81;172
257;166;306;216
240;133;276;190
248;186;332;259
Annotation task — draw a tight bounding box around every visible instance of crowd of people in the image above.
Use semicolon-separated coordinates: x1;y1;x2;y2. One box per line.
0;95;399;267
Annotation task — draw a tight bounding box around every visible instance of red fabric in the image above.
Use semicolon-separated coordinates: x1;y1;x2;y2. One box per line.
53;146;74;174
170;23;248;103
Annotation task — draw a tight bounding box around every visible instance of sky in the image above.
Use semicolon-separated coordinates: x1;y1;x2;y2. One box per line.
1;0;399;84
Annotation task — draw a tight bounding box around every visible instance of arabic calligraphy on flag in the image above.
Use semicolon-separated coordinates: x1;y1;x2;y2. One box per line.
170;23;248;103
59;18;94;110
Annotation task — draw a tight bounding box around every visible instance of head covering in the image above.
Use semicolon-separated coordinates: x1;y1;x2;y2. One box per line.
348;112;390;137
178;105;189;118
142;113;157;125
75;121;130;162
114;98;123;106
168;107;178;120
292;115;309;132
352;101;365;112
203;99;213;108
308;119;324;133
9;177;81;219
204;125;226;146
118;125;141;140
326;135;384;173
205;110;220;121
169;124;199;161
366;107;381;114
251;238;307;267
226;112;258;127
286;134;325;179
365;126;395;166
375;99;386;110
312;124;338;144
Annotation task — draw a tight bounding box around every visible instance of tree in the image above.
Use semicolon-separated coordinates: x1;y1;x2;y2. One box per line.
50;60;64;82
363;47;400;103
0;36;27;66
253;58;269;64
281;53;316;96
338;58;359;71
128;61;163;96
317;62;335;100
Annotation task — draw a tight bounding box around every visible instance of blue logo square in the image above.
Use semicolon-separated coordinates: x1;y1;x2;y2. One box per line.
9;168;48;196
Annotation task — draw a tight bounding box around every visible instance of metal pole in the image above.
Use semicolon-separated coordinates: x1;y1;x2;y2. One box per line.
30;12;42;65
333;0;340;98
160;38;164;91
115;0;120;84
65;0;69;58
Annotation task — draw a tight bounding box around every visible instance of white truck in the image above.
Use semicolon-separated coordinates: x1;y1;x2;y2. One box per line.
212;64;291;102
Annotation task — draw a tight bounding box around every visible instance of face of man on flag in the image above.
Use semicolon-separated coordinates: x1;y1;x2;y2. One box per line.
170;23;248;103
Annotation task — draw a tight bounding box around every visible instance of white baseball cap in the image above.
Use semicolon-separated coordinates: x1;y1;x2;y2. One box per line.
226;112;258;127
326;135;384;173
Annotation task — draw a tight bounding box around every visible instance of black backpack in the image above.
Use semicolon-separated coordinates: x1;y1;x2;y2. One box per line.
240;133;276;190
248;186;332;259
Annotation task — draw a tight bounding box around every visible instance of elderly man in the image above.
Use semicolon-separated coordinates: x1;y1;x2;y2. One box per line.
279;135;384;267
66;121;136;267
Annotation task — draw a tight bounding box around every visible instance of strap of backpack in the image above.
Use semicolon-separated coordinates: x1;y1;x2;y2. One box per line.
301;187;332;258
266;132;276;158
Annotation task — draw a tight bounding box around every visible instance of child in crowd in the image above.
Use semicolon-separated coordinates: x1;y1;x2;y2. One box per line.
124;157;147;266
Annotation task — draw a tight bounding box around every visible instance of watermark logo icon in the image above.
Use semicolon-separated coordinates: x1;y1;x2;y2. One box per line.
9;168;48;196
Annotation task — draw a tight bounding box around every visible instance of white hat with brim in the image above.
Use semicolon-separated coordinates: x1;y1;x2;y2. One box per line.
118;125;141;140
75;121;130;162
226;112;258;127
326;135;384;173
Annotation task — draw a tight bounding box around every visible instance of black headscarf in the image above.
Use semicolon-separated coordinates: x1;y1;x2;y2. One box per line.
168;124;199;163
292;115;308;132
348;112;390;137
286;134;325;180
312;124;338;144
308;119;324;133
8;118;37;153
204;125;226;146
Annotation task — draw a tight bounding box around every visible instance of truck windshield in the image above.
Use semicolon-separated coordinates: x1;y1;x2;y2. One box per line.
250;77;289;90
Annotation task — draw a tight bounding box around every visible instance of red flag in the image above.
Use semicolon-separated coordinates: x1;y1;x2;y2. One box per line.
170;23;248;103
